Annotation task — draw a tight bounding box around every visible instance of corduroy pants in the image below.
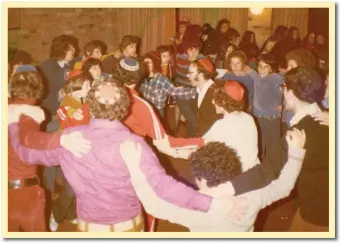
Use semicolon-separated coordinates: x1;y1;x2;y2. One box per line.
8;186;47;232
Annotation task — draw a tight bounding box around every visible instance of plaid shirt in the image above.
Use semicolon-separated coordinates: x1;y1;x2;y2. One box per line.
140;73;196;110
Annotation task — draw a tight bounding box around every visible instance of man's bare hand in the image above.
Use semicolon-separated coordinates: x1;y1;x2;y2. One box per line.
60;131;92;158
119;140;142;166
311;111;329;126
286;128;306;149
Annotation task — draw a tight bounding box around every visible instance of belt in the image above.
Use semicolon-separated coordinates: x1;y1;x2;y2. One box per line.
78;213;144;232
256;114;281;121
8;176;40;189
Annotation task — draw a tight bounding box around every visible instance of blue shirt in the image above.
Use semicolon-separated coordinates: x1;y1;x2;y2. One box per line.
248;70;284;117
219;73;254;109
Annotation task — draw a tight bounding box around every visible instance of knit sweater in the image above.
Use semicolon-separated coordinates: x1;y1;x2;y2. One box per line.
175;53;205;86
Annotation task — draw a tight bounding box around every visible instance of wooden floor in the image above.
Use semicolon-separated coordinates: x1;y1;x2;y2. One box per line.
56;119;298;232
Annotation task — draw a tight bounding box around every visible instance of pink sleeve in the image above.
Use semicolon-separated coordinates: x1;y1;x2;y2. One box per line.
138;137;212;212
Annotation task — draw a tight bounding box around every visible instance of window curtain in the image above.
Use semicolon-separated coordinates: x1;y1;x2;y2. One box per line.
271;8;309;40
179;8;248;36
116;8;176;54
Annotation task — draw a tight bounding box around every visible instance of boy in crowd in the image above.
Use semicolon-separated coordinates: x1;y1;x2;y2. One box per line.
175;24;206;137
102;35;139;74
246;53;284;161
73;40;105;70
218;51;255;112
140;51;196;119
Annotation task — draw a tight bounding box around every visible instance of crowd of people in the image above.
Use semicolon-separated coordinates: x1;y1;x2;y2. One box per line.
8;17;330;233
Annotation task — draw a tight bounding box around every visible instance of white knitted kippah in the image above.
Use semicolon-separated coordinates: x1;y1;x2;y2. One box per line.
119;58;140;72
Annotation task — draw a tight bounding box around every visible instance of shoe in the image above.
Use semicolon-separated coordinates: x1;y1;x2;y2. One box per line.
70;219;78;225
49;214;58;232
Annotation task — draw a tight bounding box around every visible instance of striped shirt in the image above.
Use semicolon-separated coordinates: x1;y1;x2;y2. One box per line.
175;53;205;86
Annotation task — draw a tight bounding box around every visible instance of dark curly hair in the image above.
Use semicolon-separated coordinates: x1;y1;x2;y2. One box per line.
215;18;230;32
81;57;103;82
284;67;325;104
226;28;240;43
258;53;278;73
285;48;317;68
119;35;139;52
189;142;242;188
86;79;130;121
213;85;245;112
10;71;44;102
156;45;172;55
49;35;79;60
84;40;107;56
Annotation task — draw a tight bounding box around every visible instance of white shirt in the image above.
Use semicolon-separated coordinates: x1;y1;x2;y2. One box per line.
57;60;69;69
203;111;260;172
125;146;305;232
196;79;214;108
290;102;321;127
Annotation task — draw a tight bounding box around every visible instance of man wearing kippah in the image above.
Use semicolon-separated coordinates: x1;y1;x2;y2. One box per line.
119;120;307;232
186;58;223;137
8;80;248;232
215;67;329;232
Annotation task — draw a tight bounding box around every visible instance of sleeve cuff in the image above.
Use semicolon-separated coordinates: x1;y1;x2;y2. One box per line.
288;146;306;161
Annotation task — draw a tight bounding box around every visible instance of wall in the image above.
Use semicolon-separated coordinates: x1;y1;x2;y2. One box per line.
8;8;175;63
247;8;273;49
8;8;312;64
179;8;248;38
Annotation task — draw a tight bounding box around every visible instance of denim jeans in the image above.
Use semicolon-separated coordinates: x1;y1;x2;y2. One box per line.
176;98;197;137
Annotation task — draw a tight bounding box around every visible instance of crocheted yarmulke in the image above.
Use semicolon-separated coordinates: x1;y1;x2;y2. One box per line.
14;65;37;74
119;57;140;72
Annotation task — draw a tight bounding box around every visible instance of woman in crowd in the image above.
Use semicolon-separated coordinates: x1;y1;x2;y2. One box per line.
239;31;259;70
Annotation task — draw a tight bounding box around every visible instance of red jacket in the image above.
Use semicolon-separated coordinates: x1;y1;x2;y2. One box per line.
8;99;62;181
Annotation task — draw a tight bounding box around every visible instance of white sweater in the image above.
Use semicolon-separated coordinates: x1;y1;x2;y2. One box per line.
203;111;260;172
125;147;305;232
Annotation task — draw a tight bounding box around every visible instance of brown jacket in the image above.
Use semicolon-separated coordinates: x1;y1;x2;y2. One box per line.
195;83;223;137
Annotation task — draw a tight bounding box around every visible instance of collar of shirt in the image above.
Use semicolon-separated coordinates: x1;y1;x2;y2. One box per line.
88;118;126;130
196;79;214;108
57;60;69;68
290;102;321;127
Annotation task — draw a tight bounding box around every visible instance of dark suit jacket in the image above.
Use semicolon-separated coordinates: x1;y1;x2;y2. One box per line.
195;83;223;137
231;115;329;226
40;58;70;116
